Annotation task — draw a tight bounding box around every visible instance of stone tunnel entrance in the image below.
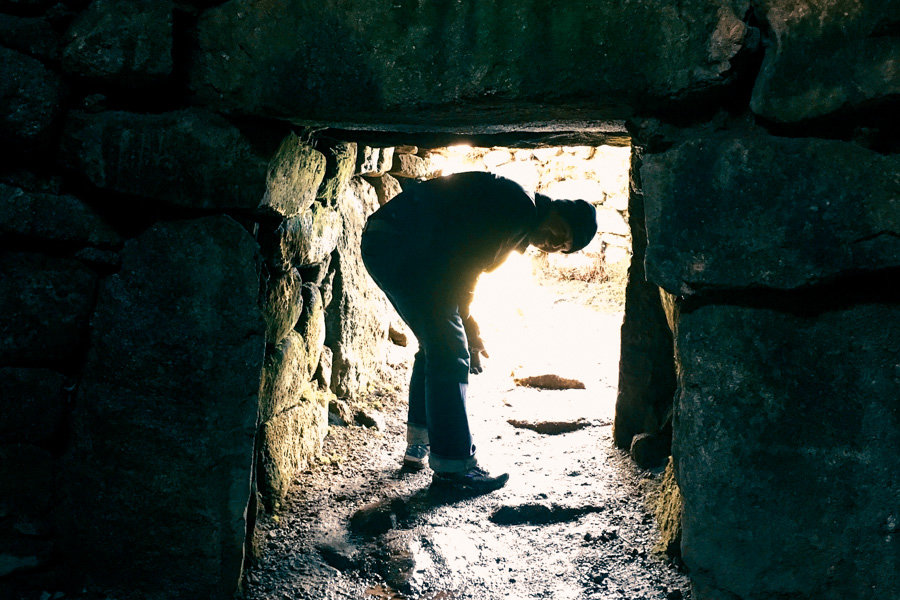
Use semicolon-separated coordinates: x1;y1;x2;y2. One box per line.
3;1;897;599
245;136;692;599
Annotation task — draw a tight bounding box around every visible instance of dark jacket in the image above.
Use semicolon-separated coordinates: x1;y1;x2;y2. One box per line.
366;171;544;317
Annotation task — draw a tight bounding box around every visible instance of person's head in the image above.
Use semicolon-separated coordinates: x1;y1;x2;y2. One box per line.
530;196;598;254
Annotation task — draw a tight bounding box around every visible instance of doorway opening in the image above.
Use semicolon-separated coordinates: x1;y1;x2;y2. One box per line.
242;138;689;600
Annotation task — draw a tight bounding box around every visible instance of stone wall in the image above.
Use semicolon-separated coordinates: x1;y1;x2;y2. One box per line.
1;0;897;599
0;2;395;596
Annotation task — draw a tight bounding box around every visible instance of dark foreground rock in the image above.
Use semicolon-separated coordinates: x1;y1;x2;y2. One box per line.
60;216;265;598
674;301;900;600
642;126;900;295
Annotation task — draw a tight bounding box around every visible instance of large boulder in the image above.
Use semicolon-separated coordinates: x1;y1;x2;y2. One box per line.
61;109;269;211
325;177;392;399
751;0;900;123
191;0;753;124
0;183;120;247
61;216;265;599
674;301;900;600
61;0;173;86
642;126;900;295
0;46;62;148
0;253;98;364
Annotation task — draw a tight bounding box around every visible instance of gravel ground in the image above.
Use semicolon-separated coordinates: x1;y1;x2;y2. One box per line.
243;258;691;600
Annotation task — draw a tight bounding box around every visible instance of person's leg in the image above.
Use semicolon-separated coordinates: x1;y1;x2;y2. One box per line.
361;230;432;465
415;297;508;492
402;348;429;469
414;304;475;472
407;348;427;438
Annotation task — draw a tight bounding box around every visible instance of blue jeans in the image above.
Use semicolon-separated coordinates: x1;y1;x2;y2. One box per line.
361;223;476;472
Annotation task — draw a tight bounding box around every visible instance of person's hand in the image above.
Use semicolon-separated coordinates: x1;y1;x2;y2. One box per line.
469;345;490;374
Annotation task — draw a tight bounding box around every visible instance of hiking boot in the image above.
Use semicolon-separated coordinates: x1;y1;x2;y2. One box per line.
430;465;509;495
402;444;429;470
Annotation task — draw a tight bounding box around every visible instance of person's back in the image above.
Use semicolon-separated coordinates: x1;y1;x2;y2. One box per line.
368;171;539;290
361;171;598;495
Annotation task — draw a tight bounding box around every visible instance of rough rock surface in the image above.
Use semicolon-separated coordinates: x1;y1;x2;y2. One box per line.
61;0;173;86
357;146;394;176
642;126;900;295
264;203;343;273
0;183;120;247
366;173;403;206
325;177;392;399
652;458;682;559
751;0;900;123
191;0;750;124
61;109;269;211
389;153;428;180
296;282;326;380
674;302;900;600
614;147;676;451
316;141;357;207
0;46;62;148
61;216;265;598
261;134;326;219
259;333;313;422
261;268;303;346
0;367;67;444
257;332;330;506
0;252;98;364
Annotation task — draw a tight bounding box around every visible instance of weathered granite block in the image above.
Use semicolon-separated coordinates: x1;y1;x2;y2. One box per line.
674;302;900;600
0;15;58;61
642;126;900;295
61;216;265;598
0;252;97;364
191;1;750;124
751;0;900;122
357;146;394;176
258;332;314;423
365;173;402;206
61;0;173;86
614;147;676;450
61;109;269;211
389;153;428;180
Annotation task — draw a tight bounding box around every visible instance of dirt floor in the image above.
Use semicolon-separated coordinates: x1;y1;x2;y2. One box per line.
242;254;692;600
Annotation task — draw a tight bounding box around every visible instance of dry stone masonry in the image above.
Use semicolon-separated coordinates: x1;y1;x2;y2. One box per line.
1;1;897;599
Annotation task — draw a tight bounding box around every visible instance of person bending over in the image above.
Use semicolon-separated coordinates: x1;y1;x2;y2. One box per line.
361;171;597;494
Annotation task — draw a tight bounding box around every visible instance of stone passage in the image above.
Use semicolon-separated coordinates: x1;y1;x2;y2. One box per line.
1;1;897;599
